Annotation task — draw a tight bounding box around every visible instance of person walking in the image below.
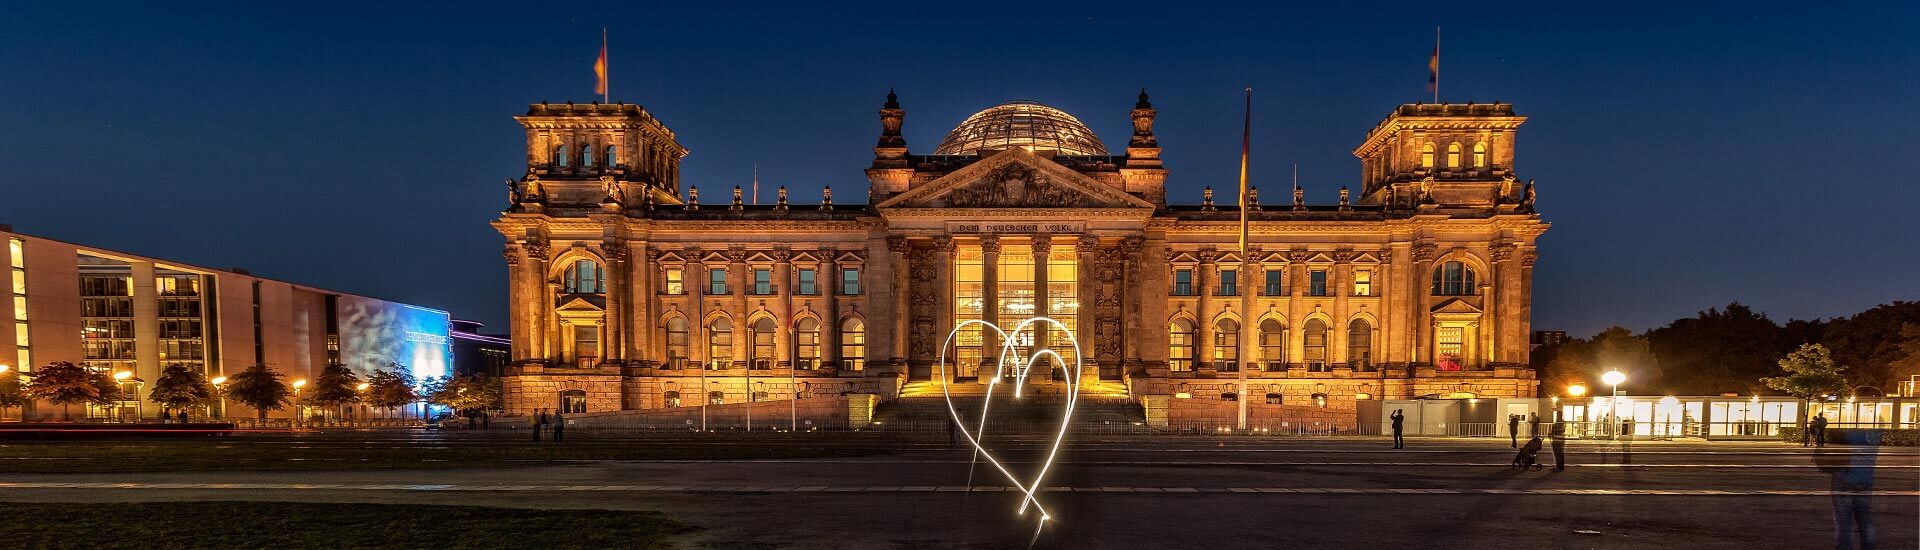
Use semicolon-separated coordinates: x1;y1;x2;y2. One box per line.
1550;417;1568;472
531;408;547;442
1508;414;1522;448
553;410;566;443
1528;412;1539;438
945;415;959;449
1390;409;1406;449
177;409;188;424
1811;413;1829;448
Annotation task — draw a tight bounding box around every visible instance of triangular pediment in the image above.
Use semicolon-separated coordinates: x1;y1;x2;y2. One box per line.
554;295;606;312
1431;298;1483;315
875;148;1156;209
790;251;821;263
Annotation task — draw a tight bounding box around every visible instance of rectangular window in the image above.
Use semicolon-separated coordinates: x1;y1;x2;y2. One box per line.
841;268;861;295
1173;269;1193;296
1216;269;1237;296
1309;269;1329;297
7;239;21;269
798;269;816;295
665;268;684;295
573;325;598;367
708;268;728;295
1264;269;1283;296
1352;269;1372;296
752;268;772;295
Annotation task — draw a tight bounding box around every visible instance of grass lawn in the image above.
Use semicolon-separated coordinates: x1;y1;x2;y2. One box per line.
0;501;695;549
0;434;890;473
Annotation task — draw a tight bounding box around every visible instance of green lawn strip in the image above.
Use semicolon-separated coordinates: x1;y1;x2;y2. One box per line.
0;440;886;472
0;501;696;549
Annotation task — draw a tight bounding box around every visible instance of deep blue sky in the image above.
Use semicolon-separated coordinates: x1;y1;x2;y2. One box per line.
2;2;1915;337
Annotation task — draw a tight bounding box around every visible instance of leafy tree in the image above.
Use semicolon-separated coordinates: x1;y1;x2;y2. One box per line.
148;364;212;417
24;362;119;420
1887;323;1920;392
427;373;503;413
1762;344;1851;405
1541;326;1659;396
364;365;418;418
0;370;27;420
1820;301;1920;390
306;362;363;416
1645;303;1790;394
227;364;292;421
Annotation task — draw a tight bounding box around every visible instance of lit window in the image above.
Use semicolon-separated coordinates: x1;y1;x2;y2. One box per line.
572;325;599;367
1437;326;1465;369
1347;319;1374;370
7;239;21;269
839;318;865;371
1308;269;1329;297
798;269;816;295
709;390;725;405
1303;318;1329;370
1263;269;1282;296
795;318;820;369
708;268;728;295
707;317;733;369
1168;319;1195;372
1213;319;1239;371
664;317;688;369
1173;269;1193;296
1352;269;1372;296
1420;143;1435;169
753;268;772;295
840;268;861;295
1472;142;1487;168
750;317;775;369
1259;319;1286;370
563;260;604;294
1446;142;1461;169
1216;269;1237;296
663;390;681;408
1431;261;1477;296
664;268;684;295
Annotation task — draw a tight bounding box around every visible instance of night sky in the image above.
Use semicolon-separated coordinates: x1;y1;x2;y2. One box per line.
2;2;1914;337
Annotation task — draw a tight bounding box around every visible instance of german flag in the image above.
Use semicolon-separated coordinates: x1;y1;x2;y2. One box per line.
1426;28;1440;94
593;29;608;99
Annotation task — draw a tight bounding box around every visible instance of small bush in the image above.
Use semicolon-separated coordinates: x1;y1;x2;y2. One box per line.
1778;426;1917;446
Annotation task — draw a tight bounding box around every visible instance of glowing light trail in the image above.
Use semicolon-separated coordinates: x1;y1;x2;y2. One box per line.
935;317;1084;540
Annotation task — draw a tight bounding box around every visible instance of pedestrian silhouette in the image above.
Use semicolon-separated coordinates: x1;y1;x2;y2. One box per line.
1508;414;1521;448
1811;413;1829;448
946;415;959;449
177;409;188;424
1528;412;1538;437
1550;418;1568;471
1390;409;1406;449
160;410;172;424
553;411;566;442
1818;429;1880;549
532;408;547;442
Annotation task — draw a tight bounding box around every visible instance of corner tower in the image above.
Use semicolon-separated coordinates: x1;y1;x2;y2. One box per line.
510;102;688;210
1352;103;1529;211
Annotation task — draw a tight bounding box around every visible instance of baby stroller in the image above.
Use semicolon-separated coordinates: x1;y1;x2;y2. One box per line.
1512;436;1544;470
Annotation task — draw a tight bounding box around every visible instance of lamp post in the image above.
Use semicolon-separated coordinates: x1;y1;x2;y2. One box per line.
357;382;371;424
112;370;139;422
210;376;227;419
292;379;307;427
1601;370;1626;439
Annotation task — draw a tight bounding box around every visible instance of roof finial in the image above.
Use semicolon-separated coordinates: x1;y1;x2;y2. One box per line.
1136;88;1152;109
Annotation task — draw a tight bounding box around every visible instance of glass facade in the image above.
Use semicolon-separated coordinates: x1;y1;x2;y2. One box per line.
9;238;27;370
154;269;206;373
952;247;984;376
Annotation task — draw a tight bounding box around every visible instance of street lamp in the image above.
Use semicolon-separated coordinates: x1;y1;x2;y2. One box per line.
1601;370;1626;438
1659;395;1680;439
112;371;140;422
210;376;227;419
357;382;371;423
292;379;307;427
1567;384;1587;398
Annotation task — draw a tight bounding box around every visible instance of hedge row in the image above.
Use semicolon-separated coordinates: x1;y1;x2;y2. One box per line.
1777;427;1920;446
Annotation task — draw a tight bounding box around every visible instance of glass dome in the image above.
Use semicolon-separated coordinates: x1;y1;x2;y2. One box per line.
933;100;1109;156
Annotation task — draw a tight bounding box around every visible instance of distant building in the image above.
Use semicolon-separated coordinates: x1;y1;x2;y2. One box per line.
1531;330;1568;348
493;92;1549;416
0;226;453;421
451;320;511;378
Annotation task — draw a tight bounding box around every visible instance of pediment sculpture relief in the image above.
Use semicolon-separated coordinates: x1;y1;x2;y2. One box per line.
944;164;1094;208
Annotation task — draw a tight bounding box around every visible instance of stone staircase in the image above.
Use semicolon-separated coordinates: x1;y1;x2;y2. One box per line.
875;379;1143;433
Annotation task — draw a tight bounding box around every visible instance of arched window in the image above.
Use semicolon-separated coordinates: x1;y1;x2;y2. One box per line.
1446;142;1462;169
1431;261;1478;296
750;317;776;370
1347;319;1375;370
1472;142;1487;168
1303;318;1329;371
1259;319;1286;371
605;145;617;167
839;318;866;371
1168;319;1196;372
707;317;733;369
663;390;681;408
1213;319;1239;372
664;316;689;369
555;145;570;167
1420;143;1435;169
708;390;725;405
559;389;587;414
563;260;605;294
582;144;594;167
795;318;821;369
1220;392;1238;402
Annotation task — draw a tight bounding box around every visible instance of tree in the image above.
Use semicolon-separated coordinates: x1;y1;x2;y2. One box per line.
427;373;503;413
1763;344;1851;406
0;370;27;421
227;364;292;421
1645;303;1791;394
148;364;212;417
1820;301;1920;390
364;365;418;418
24;362;119;420
306;362;363;418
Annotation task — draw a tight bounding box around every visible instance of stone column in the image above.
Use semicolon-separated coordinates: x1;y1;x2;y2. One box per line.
727;246;748;369
887;235;912;369
934;236;956;381
1076;236;1101;379
819;249;838;370
1286;248;1307;367
773;247;793;368
524;238;551;364
504;245;528;361
1195;249;1216;371
603;239;628;364
1031;235;1052;379
1123;237;1147;371
1411;242;1438;365
1331;249;1353;369
630;242;652;365
980;235;1001;376
1518;248;1538;367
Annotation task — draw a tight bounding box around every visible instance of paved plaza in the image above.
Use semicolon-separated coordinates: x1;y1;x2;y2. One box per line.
1;432;1914;548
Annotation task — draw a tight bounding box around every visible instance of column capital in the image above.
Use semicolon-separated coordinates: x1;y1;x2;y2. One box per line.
886;235;911;255
933;234;954;254
1076;234;1100;254
1031;234;1052;257
503;244;521;266
979;235;1001;255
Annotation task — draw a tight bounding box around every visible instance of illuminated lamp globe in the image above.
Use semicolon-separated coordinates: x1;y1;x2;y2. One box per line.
1601;370;1626;387
357;382;371;391
113;371;133;381
1566;384;1587;397
292;379;307;389
210;376;227;385
0;364;9;374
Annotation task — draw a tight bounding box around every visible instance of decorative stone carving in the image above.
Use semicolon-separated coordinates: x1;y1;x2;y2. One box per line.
602;239;629;262
686;186;699;209
502;245;521;266
601;175;624;205
1292;185;1305;211
1287;247;1311;263
933;235;954;256
523;237;550;261
1377;248;1394;265
1521;249;1539;268
886;235;910;256
1332;248;1355;263
1031;234;1052;257
1246;186;1260;211
775;186;789;211
1129;89;1157;148
1521;179;1537;212
946;164;1088;208
1489;241;1517;262
1339;186;1351;210
1201;186;1215;211
730;186;744;210
820;186;834;210
1411;242;1438;262
979;234;1001;255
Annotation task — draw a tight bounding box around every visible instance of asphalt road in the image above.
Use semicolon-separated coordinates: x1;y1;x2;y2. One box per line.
2;433;1914;549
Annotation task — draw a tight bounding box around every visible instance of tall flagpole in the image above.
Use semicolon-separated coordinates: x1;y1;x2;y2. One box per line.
1432;27;1440;104
1236;87;1252;432
753;164;760;205
603;28;610;103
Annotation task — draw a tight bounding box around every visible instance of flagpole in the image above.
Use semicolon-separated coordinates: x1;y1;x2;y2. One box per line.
1236;87;1251;432
1432;27;1440;104
753;164;760;205
602;28;610;104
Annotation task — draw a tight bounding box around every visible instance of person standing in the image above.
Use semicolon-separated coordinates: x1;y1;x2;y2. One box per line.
1528;412;1539;438
1390;409;1406;449
1811;413;1829;448
1550;417;1568;472
531;408;546;442
553;410;566;443
1508;414;1521;448
945;415;959;449
177;409;188;424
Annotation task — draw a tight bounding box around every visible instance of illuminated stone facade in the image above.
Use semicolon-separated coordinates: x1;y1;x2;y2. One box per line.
495;93;1547;415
